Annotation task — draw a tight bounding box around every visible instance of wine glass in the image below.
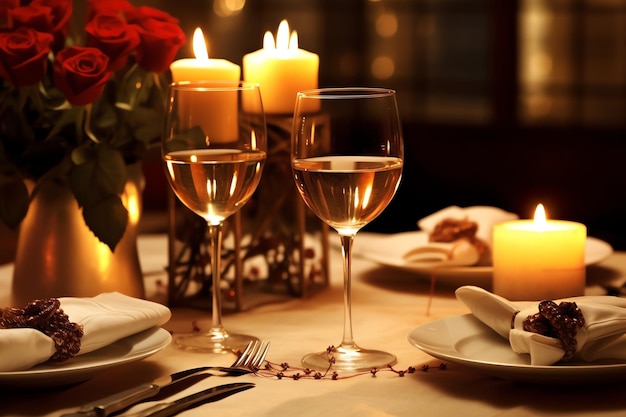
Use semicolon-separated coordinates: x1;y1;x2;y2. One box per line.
291;87;404;371
163;81;267;353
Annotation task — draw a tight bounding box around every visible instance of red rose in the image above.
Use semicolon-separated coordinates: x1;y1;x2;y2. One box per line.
10;5;54;33
126;6;179;25
134;17;185;73
0;0;18;7
31;0;72;33
30;0;72;51
86;14;140;71
53;46;111;106
0;26;53;87
87;0;135;21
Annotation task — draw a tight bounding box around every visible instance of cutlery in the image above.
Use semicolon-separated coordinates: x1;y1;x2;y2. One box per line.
59;367;210;417
61;340;269;417
121;382;255;417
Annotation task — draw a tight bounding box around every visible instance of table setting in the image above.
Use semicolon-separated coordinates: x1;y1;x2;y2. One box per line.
2;230;626;416
2;2;626;417
357;205;614;287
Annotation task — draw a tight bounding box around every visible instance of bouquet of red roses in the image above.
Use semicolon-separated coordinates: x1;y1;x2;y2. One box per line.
0;0;186;250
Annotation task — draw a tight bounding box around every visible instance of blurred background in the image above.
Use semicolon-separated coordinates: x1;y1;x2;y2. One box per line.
2;0;626;262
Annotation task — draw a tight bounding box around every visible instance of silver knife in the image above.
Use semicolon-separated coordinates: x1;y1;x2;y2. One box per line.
123;382;255;417
61;367;211;417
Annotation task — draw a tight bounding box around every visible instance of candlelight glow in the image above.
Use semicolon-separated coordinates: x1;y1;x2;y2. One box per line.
263;19;299;51
289;31;298;50
534;203;547;229
276;20;289;49
263;31;274;50
243;18;318;113
493;202;587;300
122;183;140;224
213;0;245;17
229;171;238;196
193;28;209;60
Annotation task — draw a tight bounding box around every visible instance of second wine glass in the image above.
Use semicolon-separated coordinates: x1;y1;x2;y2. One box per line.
291;87;404;371
163;81;267;353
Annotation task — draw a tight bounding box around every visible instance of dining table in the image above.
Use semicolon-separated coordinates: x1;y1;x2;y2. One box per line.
1;231;626;417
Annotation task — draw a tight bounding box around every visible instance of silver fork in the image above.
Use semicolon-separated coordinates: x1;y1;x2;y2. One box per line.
212;340;271;376
60;341;270;417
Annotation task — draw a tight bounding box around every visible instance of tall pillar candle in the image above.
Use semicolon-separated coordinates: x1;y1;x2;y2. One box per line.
492;204;586;301
169;28;240;142
243;20;319;114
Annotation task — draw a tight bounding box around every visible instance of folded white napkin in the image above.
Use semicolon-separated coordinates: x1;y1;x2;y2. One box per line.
404;206;518;267
0;292;171;372
456;285;626;365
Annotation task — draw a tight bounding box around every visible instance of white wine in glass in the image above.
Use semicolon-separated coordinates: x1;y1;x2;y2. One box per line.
163;81;267;353
291;88;404;371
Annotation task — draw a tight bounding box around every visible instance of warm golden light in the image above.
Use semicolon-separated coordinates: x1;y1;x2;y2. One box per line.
371;55;395;79
289;31;298;50
213;0;245;17
251;130;257;149
263;31;275;49
533;203;547;229
376;12;398;37
123;182;141;225
263;19;298;51
96;243;113;275
166;160;175;182
193;28;209;60
361;183;372;209
229;171;238;196
207;178;214;198
276;20;289;49
309;123;316;145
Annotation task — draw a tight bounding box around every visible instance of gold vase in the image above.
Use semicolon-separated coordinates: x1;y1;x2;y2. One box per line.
10;163;146;307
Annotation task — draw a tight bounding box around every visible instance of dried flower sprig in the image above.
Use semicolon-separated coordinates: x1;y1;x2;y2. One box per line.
249;345;447;381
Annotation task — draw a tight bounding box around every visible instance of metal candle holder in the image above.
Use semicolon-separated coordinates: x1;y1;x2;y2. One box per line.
166;115;329;311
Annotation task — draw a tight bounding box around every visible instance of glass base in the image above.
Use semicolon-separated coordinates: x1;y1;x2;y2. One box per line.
174;332;259;354
302;344;397;372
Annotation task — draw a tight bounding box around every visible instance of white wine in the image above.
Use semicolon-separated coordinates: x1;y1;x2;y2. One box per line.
292;155;403;235
165;149;266;224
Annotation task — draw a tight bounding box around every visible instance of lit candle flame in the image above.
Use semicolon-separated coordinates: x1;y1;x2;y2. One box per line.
263;31;275;50
289;31;298;50
534;203;547;229
251;130;257;149
263;19;299;51
276;20;289;49
193;27;209;60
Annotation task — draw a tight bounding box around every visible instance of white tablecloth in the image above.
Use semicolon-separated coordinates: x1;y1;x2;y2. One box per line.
1;233;626;417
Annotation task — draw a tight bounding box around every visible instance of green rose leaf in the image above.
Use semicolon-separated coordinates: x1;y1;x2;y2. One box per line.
167;126;206;153
130;106;163;146
0;175;29;228
70;143;129;249
70;142;127;207
82;194;128;252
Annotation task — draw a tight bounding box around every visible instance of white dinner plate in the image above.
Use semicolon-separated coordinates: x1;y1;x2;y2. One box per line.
408;314;626;384
361;231;613;287
0;327;171;388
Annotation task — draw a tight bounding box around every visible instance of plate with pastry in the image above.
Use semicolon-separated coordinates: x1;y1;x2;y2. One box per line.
359;206;613;287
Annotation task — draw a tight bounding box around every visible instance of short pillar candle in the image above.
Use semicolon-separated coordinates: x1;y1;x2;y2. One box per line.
492;204;586;301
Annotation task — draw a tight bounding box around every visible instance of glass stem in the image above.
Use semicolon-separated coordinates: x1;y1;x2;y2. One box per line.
339;233;357;349
208;222;227;338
